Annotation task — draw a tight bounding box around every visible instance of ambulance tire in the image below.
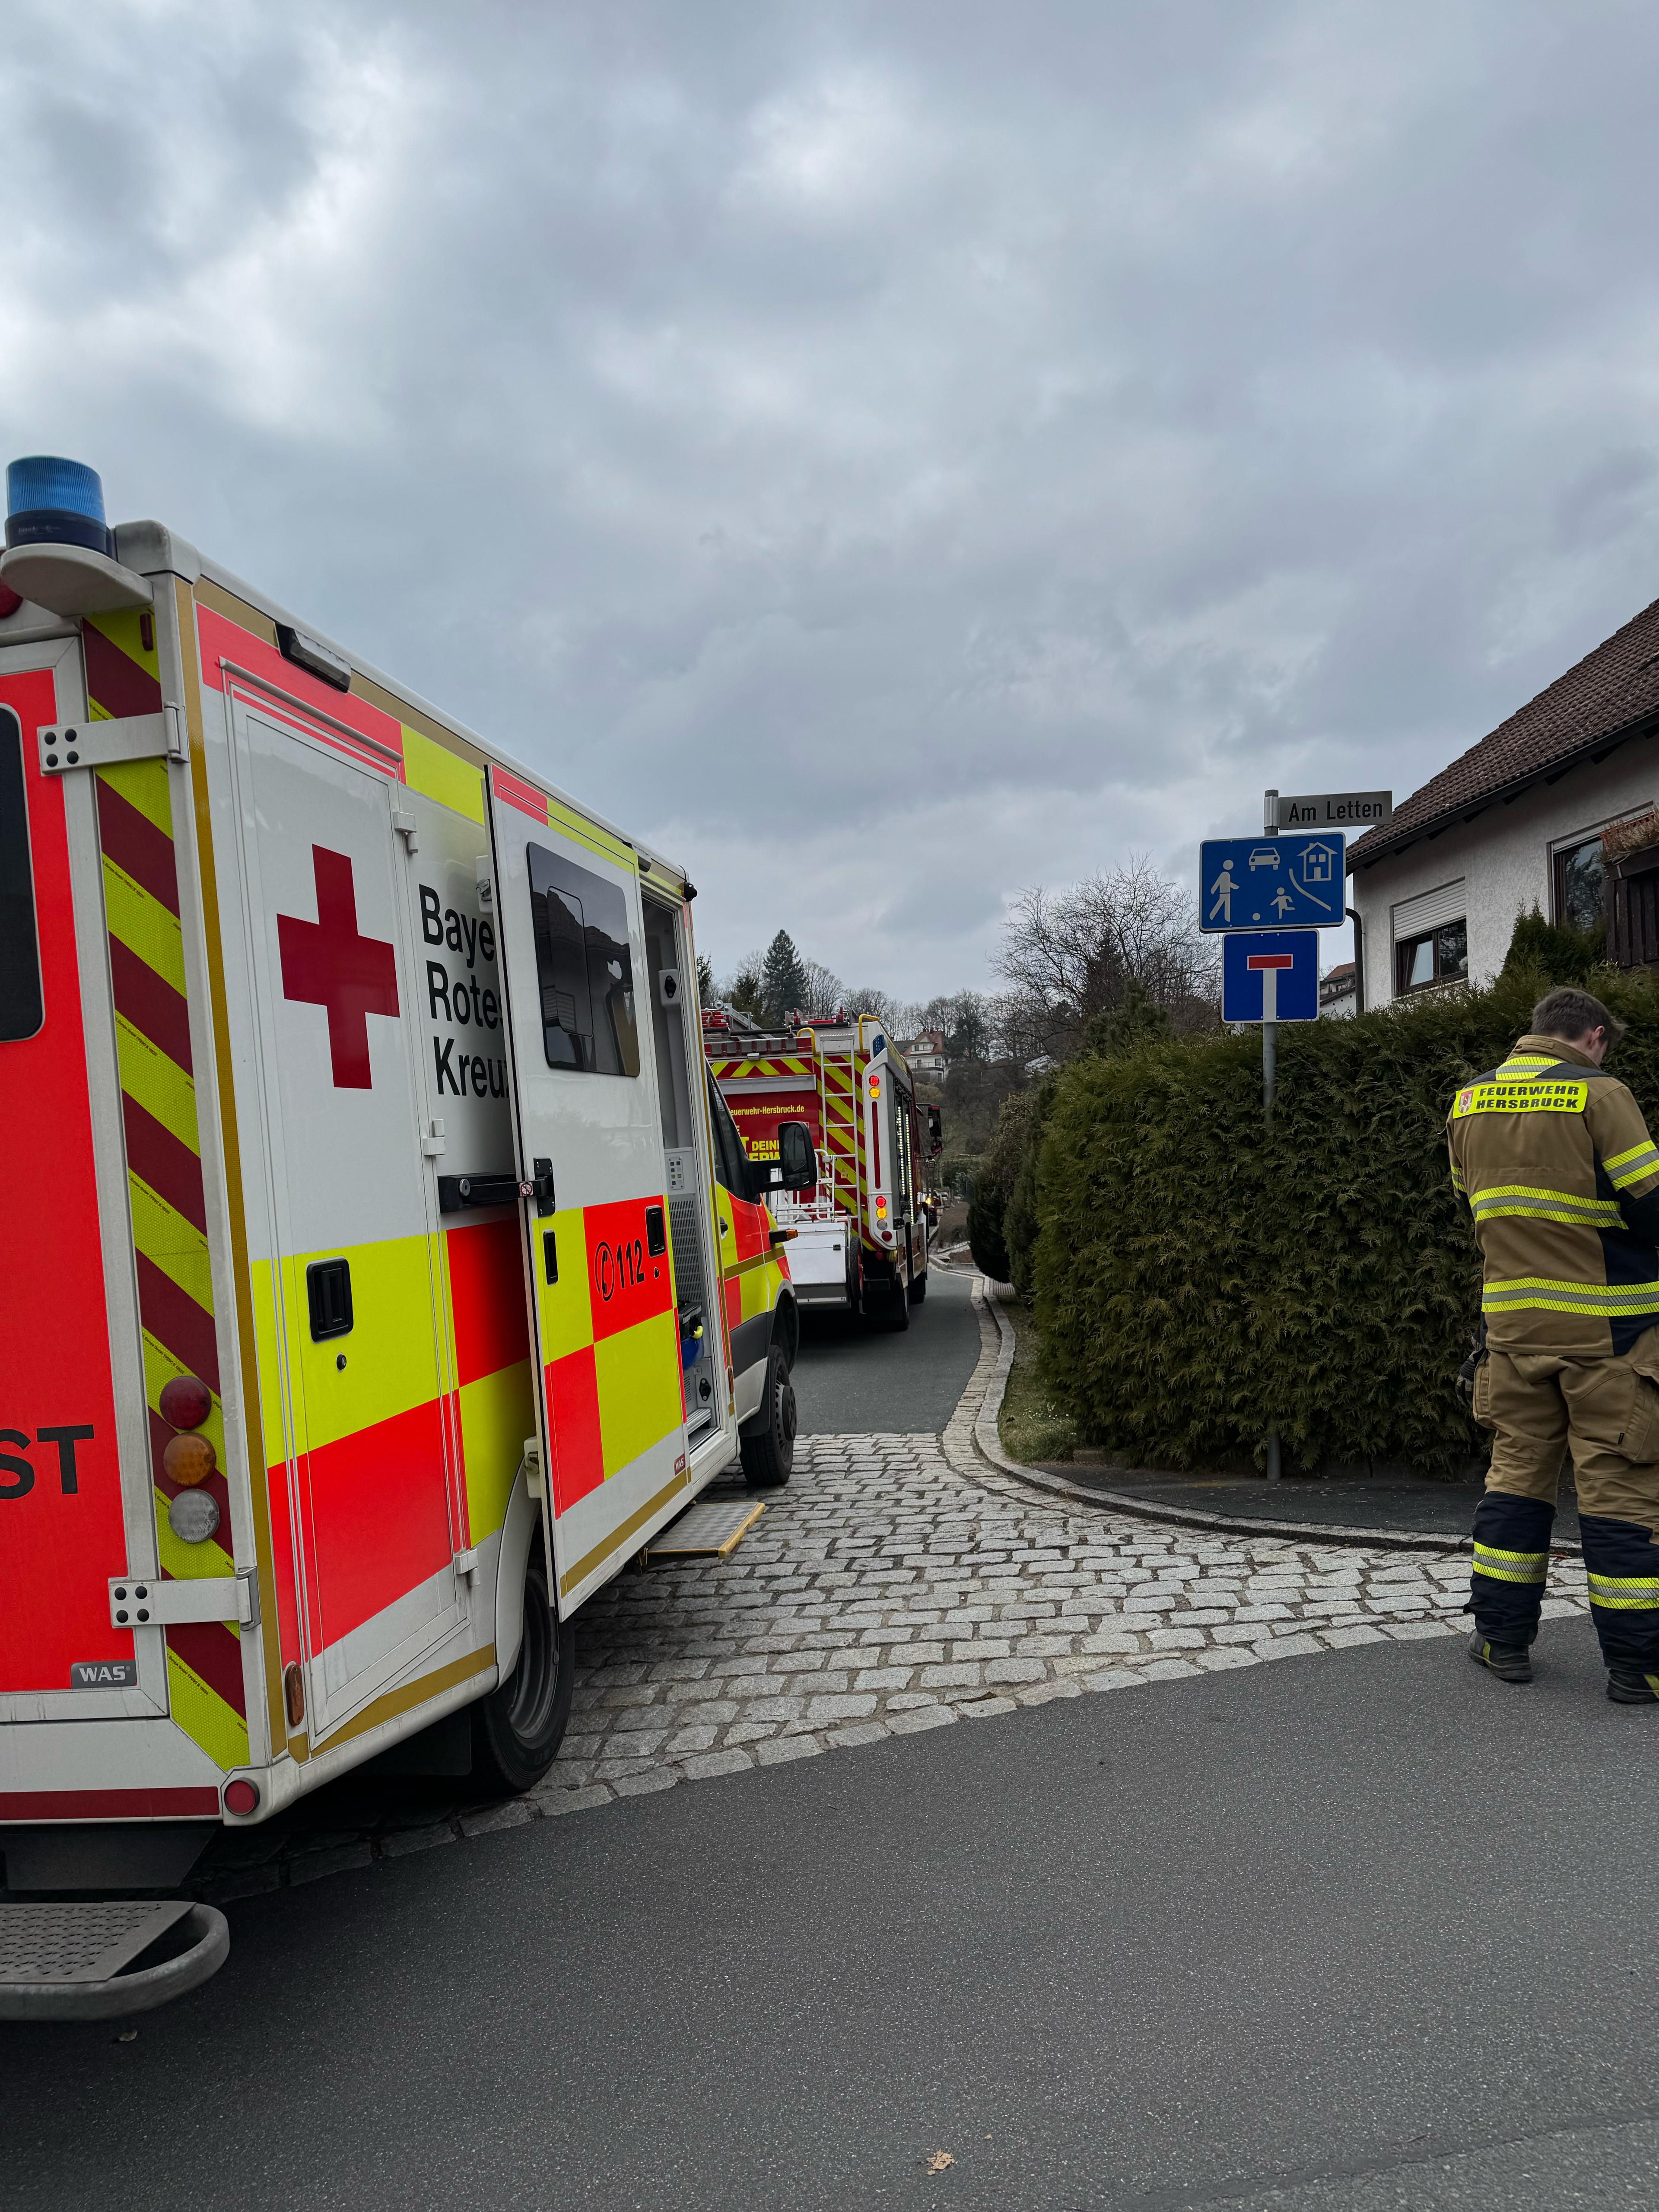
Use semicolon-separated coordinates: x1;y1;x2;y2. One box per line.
470;1554;574;1795
741;1343;796;1489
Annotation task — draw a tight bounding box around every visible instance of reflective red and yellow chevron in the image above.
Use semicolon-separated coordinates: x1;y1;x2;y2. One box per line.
89;609;248;1772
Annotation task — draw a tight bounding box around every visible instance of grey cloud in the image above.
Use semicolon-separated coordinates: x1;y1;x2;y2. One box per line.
6;0;1659;995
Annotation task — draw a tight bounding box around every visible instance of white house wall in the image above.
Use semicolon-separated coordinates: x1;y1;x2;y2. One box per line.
1350;734;1659;1007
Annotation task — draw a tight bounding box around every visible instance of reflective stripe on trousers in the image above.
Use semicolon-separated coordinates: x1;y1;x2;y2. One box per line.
1468;1494;1554;1646
1581;1514;1659;1668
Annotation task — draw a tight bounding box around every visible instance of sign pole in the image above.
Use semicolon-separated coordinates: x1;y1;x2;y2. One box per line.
1262;1010;1277;1125
1201;797;1381;1491
1262;791;1280;1482
1261;792;1278;1127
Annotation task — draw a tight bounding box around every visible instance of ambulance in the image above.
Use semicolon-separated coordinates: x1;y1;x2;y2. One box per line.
0;458;807;2017
704;1011;941;1330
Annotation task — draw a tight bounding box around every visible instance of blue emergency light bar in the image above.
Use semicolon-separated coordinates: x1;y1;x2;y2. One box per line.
5;454;114;558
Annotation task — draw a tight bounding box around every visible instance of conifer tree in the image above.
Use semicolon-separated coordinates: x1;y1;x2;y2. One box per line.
760;930;810;1026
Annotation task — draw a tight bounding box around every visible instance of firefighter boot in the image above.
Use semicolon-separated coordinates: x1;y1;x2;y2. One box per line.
1465;1492;1553;1675
1580;1513;1659;1704
1466;1629;1533;1684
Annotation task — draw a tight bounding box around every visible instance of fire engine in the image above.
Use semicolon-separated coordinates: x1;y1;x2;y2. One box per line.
0;457;808;2017
704;1011;942;1330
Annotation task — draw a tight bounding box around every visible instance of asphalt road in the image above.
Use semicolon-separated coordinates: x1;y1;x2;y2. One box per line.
7;1625;1658;2211
792;1260;981;1436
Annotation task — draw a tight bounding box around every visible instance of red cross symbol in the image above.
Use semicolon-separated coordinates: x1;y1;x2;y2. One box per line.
277;846;400;1089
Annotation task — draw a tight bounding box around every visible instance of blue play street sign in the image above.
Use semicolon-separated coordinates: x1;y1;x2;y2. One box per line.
1200;833;1345;931
1221;931;1319;1023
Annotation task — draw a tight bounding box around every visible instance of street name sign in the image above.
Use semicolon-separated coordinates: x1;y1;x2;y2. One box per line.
1270;788;1392;831
1222;930;1319;1023
1199;833;1346;931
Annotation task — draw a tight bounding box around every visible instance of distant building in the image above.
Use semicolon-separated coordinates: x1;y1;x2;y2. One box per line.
1348;596;1659;1004
897;1027;948;1077
1320;962;1357;1018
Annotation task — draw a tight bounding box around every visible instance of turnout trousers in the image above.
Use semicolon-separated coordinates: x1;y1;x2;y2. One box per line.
1471;1340;1659;1674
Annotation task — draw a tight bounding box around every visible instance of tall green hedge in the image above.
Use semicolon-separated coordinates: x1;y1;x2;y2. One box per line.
1032;965;1659;1476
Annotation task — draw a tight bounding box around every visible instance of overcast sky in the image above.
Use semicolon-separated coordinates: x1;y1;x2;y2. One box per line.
8;0;1659;1000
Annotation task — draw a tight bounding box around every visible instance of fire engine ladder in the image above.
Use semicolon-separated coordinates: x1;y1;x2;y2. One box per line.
814;1048;861;1227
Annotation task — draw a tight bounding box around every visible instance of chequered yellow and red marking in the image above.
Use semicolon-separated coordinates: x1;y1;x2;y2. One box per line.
88;608;248;1772
718;1186;790;1341
440;1215;537;1546
534;1195;685;1519
256;1236;446;1668
255;1217;535;1672
489;766;687;1509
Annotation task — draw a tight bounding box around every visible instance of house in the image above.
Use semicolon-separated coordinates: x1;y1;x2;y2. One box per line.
897;1027;948;1077
1347;595;1659;1005
1319;962;1357;1017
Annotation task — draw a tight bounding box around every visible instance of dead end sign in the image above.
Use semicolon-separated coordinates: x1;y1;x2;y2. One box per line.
1222;930;1319;1022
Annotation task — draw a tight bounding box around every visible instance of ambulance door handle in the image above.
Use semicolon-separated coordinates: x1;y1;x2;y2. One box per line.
530;1157;556;1217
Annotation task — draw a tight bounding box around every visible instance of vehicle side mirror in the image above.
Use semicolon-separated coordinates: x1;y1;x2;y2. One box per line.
925;1103;943;1159
776;1119;816;1193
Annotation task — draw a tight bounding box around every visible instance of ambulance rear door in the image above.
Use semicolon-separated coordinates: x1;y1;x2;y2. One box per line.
485;766;690;1613
224;684;467;1743
0;640;172;1739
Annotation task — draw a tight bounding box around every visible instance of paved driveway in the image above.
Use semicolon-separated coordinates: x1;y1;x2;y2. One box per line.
3;1280;1636;2212
792;1260;982;1435
7;1628;1658;2212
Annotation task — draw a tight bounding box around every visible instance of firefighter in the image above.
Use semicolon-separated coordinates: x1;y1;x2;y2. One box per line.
1450;985;1659;1698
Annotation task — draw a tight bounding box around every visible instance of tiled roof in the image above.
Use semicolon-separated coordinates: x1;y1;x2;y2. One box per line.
1349;593;1659;869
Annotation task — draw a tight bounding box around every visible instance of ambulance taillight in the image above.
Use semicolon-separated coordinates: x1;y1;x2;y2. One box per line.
157;1372;221;1539
159;1374;212;1429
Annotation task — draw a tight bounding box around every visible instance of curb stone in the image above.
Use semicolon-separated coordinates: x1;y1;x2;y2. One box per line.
957;1279;1578;1557
186;1276;1575;1900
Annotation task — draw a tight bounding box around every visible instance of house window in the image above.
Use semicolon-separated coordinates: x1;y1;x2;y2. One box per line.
1554;835;1605;934
1395;918;1468;995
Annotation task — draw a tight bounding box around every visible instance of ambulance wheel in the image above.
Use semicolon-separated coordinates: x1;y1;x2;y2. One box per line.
741;1344;796;1488
908;1271;928;1304
471;1555;574;1795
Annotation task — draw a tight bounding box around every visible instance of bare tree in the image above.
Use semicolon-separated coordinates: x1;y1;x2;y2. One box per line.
798;957;846;1018
993;858;1218;1061
841;988;921;1036
921;989;995;1060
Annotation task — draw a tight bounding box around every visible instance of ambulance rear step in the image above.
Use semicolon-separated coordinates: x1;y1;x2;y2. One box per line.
0;1900;229;2021
642;1499;766;1562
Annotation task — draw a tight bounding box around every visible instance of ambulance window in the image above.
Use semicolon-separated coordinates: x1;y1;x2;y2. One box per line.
0;709;45;1042
526;842;640;1077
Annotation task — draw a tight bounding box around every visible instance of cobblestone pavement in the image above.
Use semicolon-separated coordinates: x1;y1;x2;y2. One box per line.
197;1293;1592;1900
